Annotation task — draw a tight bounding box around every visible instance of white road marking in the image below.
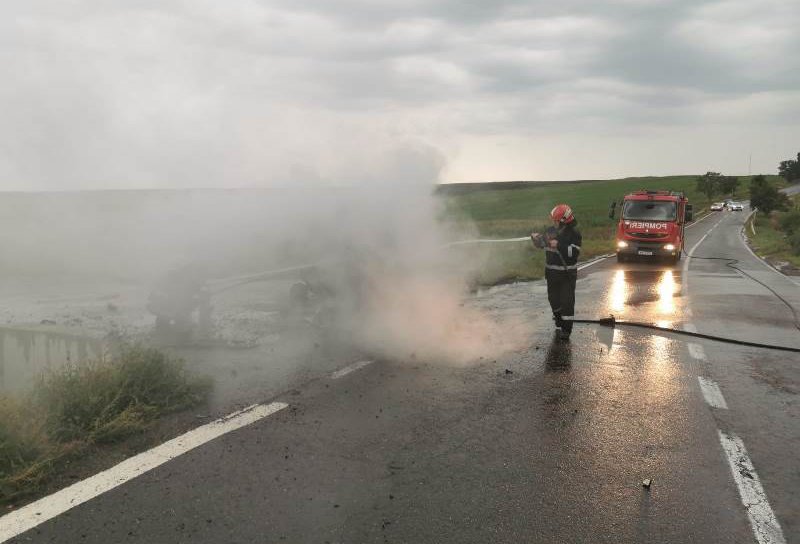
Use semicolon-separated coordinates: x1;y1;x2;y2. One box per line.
688;343;706;361
683;325;707;360
686;211;714;229
740;211;788;279
697;377;728;409
718;431;786;544
683;232;708;292
577;254;612;271
331;360;374;379
741;233;784;277
683;212;787;542
0;402;288;543
683;216;725;293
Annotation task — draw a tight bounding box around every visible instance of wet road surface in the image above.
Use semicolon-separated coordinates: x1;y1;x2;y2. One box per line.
5;207;799;543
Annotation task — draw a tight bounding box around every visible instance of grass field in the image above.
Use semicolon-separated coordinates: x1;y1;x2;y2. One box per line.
747;197;800;269
441;175;779;285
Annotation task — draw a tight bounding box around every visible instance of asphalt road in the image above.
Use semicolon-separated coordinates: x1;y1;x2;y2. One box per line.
6;207;800;544
782;182;800;197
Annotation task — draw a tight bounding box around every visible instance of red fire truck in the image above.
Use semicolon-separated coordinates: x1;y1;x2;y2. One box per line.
612;190;693;264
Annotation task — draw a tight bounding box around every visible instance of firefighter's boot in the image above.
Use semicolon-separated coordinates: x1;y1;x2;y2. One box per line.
559;319;573;340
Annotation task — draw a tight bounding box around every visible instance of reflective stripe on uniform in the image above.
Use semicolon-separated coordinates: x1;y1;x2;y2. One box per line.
568;244;581;257
545;264;578;271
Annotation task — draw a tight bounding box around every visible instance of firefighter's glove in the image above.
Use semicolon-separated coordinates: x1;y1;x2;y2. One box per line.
544;227;559;249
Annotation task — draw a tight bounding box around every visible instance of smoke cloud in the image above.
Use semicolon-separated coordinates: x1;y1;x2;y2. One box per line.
0;174;527;367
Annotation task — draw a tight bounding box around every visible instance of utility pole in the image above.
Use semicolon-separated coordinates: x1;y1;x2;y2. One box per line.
748;153;752;176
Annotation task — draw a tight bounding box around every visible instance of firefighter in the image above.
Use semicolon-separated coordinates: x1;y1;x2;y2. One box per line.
531;204;582;340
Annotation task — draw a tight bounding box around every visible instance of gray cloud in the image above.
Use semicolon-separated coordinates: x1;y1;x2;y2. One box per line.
0;0;798;189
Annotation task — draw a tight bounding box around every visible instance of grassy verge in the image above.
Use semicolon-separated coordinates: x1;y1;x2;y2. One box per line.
441;175;777;285
748;202;800;269
0;345;210;505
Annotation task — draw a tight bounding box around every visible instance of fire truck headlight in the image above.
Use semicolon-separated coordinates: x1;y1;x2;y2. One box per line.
664;244;676;251
617;240;628;248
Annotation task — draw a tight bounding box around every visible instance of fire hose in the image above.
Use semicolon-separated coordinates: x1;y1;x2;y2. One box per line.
685;253;800;331
571;315;800;354
572;249;800;353
445;235;800;353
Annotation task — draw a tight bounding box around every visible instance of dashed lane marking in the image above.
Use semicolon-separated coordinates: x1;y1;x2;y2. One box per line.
697;377;728;409
0;402;288;543
331;360;374;379
684;214;787;543
684;325;705;359
718;431;786;544
688;342;706;361
683;324;709;363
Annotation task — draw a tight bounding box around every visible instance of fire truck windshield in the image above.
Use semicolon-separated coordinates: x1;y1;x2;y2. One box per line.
622;200;677;221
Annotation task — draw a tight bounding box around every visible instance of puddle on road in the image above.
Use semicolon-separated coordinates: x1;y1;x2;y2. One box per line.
544;337;573;373
0;327;103;392
608;269;683;316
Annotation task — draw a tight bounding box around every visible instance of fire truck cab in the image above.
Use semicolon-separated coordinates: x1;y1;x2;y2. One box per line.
613;190;692;264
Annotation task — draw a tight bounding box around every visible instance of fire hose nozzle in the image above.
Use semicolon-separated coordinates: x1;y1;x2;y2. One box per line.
597;315;616;327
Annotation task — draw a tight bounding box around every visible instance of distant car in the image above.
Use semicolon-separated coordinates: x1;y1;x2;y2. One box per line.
710;202;724;211
730;202;744;211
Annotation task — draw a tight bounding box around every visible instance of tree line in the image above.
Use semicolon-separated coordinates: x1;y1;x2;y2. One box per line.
756;148;800;213
750;175;789;214
694;149;798;214
695;171;739;200
779;152;800;183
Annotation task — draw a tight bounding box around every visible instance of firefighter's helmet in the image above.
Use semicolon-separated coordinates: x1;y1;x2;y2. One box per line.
550;204;574;224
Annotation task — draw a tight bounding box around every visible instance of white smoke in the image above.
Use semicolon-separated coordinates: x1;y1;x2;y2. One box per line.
0;163;528;365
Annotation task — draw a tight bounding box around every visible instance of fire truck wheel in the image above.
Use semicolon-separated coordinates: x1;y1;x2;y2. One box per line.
617;253;626;263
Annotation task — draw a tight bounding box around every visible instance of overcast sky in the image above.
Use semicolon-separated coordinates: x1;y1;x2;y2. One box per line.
1;0;798;190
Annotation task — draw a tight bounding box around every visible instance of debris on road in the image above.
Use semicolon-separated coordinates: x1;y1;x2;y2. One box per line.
642;478;652;489
504;368;513;374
